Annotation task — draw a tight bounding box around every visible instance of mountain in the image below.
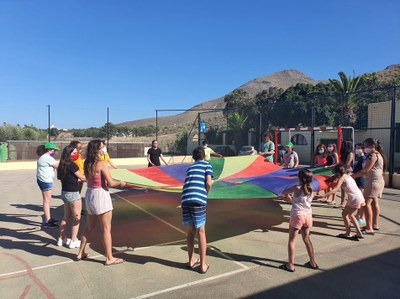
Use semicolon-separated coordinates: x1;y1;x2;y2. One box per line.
118;66;400;131
374;64;400;84
118;70;319;130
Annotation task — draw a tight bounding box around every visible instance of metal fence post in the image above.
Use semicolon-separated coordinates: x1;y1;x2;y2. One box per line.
388;86;397;188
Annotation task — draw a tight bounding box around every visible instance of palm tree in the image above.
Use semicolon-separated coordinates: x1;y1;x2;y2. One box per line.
228;112;248;149
329;71;363;125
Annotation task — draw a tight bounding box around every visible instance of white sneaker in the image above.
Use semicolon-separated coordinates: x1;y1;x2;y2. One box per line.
69;239;81;249
57;237;71;247
57;237;64;247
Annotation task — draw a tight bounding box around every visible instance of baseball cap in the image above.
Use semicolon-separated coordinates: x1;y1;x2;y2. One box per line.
286;142;294;148
44;142;59;150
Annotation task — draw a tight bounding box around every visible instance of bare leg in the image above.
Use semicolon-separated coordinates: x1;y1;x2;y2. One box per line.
198;225;207;272
301;227;318;268
77;214;97;260
348;208;363;237
371;198;380;229
42;190;52;222
70;200;82;241
98;211;122;265
364;197;374;232
341;207;352;236
288;226;299;271
186;224;197;267
59;204;71;240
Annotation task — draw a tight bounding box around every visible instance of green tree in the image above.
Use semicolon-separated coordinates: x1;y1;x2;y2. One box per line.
329;71;363;125
227;112;248;149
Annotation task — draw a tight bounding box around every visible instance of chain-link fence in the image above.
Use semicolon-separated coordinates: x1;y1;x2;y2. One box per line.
190;86;399;186
4;140;150;161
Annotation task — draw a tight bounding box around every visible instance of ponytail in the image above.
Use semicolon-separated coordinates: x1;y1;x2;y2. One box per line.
298;169;313;196
376;140;387;172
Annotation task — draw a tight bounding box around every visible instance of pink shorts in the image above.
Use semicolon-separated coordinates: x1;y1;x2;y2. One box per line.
290;214;313;230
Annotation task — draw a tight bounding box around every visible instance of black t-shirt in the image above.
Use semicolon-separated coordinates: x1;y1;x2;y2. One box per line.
61;163;80;192
147;147;162;167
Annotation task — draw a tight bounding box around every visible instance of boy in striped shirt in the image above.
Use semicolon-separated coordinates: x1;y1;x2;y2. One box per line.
181;147;213;274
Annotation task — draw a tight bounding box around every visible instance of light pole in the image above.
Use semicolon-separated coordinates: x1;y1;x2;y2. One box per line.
47;105;51;143
107;107;110;148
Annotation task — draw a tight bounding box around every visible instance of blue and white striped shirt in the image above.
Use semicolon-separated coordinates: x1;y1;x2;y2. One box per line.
181;160;214;206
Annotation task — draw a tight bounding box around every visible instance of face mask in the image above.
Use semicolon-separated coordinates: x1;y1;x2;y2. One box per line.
71;153;80;161
318;150;324;154
50;151;57;157
355;149;363;155
364;148;372;154
102;147;107;155
327;147;334;151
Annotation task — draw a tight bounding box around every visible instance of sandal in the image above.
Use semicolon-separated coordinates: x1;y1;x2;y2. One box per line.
199;264;209;274
186;258;200;269
279;264;295;272
104;258;125;266
76;253;89;261
336;234;359;241
361;227;375;235
304;261;319;270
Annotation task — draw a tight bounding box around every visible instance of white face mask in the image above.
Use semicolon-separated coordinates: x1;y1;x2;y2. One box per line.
102;146;107;155
318;149;324;154
364;147;372;154
327;146;334;152
355;149;363;155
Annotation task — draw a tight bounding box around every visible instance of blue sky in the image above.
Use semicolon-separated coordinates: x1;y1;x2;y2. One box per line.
0;0;399;129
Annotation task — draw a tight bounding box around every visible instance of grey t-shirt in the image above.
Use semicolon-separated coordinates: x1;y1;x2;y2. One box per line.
36;154;56;183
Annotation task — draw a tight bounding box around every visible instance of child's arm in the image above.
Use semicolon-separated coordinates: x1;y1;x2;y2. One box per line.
282;185;298;203
206;174;213;193
320;175;345;198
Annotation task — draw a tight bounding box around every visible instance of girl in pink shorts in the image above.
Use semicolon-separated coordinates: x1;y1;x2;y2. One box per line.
318;164;365;240
280;169;318;272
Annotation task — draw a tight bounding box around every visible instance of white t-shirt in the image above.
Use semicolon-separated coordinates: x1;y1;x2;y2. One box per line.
36;154;56;183
283;151;298;168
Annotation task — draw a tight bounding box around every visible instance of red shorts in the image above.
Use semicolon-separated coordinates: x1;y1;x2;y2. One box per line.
290;214;313;230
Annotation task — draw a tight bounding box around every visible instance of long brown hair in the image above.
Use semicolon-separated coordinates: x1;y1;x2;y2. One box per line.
298;169;313;196
84;140;102;177
57;145;75;180
364;138;387;172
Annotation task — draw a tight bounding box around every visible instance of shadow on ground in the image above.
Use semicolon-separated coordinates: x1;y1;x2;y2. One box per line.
247;248;400;299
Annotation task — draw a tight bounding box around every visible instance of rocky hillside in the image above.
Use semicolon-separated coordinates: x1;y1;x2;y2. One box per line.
118;70;319;130
118;66;400;132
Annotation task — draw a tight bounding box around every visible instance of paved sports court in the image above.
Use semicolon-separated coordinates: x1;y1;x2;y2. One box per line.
1;161;399;298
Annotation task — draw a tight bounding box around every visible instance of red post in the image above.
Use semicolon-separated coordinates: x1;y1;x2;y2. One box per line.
337;126;342;163
274;128;279;164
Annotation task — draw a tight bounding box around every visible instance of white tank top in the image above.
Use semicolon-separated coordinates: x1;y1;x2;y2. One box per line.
291;191;313;216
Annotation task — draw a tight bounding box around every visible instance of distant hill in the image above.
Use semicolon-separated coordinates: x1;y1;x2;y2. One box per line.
118;66;400;131
374;64;400;84
118;70;319;130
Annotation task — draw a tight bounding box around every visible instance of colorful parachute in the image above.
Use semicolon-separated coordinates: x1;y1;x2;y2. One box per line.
110;155;333;199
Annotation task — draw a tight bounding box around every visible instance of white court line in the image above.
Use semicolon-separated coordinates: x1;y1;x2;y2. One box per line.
132;268;249;299
115;193;187;235
116;193;249;270
0;238;189;279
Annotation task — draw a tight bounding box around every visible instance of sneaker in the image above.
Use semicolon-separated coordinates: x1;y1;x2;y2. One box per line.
43;221;59;229
357;219;366;226
69;239;81;249
57;237;71;247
